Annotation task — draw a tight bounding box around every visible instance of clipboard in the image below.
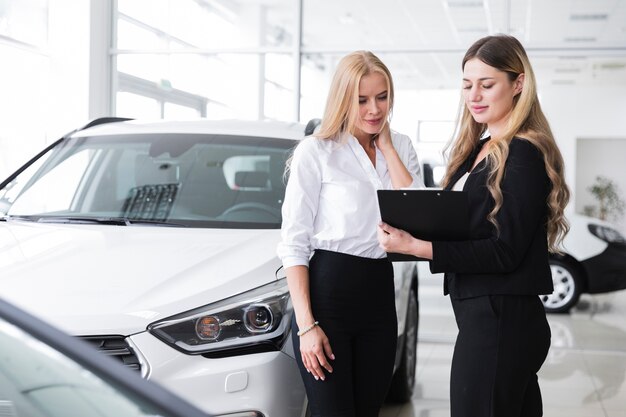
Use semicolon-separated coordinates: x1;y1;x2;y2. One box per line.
377;189;470;261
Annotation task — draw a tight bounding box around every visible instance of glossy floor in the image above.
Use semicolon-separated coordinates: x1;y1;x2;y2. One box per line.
381;273;626;417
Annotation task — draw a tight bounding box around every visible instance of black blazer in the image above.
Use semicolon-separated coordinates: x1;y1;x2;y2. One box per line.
430;137;554;299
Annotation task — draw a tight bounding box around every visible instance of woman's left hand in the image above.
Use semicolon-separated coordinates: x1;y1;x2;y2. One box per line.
377;221;418;255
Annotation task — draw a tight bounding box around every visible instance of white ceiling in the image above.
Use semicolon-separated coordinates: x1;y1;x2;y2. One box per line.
294;0;626;89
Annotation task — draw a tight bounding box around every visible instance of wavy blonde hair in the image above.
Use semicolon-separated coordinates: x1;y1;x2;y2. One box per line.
442;35;570;252
315;50;394;140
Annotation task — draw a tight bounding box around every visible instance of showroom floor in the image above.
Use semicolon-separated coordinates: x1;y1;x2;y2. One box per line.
381;272;626;417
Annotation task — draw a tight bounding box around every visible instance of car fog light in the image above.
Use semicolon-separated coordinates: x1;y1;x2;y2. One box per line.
196;316;220;340
244;305;273;333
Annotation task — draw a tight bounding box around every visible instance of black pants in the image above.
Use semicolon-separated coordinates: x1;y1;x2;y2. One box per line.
450;294;551;417
292;250;397;417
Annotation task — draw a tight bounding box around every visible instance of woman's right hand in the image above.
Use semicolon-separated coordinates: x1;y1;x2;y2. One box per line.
377;221;434;259
377;221;418;255
299;326;335;381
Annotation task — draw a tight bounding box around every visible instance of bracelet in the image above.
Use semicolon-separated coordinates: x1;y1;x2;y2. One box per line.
297;321;319;337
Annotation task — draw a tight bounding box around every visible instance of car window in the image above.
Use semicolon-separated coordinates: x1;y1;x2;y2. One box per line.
0;134;296;229
0;318;176;417
8;150;91;215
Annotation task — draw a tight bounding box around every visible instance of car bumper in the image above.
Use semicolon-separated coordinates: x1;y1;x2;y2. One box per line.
129;331;305;417
582;243;626;294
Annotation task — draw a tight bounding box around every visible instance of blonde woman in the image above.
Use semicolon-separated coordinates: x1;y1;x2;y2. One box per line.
378;35;570;417
277;51;422;416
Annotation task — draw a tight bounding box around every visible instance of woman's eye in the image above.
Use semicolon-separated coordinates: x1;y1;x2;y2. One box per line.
462;85;471;90
483;84;493;89
359;99;367;104
377;95;388;101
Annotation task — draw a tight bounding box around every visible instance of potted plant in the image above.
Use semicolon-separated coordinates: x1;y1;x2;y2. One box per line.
587;176;625;222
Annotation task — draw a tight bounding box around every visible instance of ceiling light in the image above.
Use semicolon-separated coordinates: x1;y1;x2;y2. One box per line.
558;56;588;61
457;27;489;33
563;36;597;42
554;68;582;73
339;13;355;25
598;62;626;70
446;1;483;7
570;13;608;21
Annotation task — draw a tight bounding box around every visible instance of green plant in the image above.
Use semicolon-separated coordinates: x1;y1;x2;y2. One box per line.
587;176;625;221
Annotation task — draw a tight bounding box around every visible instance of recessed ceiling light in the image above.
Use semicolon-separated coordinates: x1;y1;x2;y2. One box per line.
554;68;582;73
570;13;608;21
563;36;597;42
457;27;488;33
558;56;588;61
599;62;626;70
446;1;483;7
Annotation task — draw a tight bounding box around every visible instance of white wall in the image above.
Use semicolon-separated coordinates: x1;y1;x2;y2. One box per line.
540;85;626;232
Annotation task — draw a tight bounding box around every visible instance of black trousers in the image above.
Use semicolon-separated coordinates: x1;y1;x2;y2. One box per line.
292;250;397;417
450;294;551;417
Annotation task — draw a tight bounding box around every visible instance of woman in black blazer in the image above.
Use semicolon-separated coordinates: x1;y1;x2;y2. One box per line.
378;35;570;417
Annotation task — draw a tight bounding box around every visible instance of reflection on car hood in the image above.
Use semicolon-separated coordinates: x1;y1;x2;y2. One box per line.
0;222;282;335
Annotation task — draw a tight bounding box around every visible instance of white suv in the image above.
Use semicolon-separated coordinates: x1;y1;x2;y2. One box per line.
0;118;419;416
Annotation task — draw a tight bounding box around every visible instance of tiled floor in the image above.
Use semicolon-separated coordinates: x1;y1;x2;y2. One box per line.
381;271;626;417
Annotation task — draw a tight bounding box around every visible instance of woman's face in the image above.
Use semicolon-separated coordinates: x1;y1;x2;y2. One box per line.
353;71;390;142
462;58;523;136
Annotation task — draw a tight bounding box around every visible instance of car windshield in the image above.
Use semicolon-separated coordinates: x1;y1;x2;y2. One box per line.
0;133;295;229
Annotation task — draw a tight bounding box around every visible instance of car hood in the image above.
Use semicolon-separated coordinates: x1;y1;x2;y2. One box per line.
0;221;283;335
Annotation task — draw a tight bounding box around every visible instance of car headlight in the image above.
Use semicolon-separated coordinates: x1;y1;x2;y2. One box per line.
148;279;292;356
588;224;626;244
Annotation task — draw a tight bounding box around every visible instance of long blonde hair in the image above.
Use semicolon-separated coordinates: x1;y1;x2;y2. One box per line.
443;35;570;252
284;51;394;181
315;50;394;140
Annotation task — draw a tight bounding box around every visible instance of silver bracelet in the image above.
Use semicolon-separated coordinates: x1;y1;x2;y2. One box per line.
297;321;319;337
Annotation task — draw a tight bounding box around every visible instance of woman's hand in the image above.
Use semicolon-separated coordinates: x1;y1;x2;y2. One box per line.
299;326;335;381
372;123;415;189
377;221;420;256
373;120;393;153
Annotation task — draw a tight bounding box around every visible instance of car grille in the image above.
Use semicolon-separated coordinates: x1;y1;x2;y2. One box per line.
79;335;142;373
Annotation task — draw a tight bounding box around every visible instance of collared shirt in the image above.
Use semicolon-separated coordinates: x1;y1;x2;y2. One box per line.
277;131;423;268
451;172;470;191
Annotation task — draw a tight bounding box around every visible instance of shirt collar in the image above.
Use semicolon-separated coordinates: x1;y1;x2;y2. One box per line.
345;134;385;190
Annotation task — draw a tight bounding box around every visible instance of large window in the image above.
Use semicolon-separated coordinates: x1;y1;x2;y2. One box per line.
0;1;50;178
111;0;463;138
114;0;299;121
0;0;48;47
0;0;90;181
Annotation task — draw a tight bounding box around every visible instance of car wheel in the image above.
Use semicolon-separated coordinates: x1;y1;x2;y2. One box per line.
386;287;418;403
540;259;582;314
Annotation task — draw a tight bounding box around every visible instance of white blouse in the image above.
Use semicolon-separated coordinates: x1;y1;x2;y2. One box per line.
277;131;423;268
451;172;470;191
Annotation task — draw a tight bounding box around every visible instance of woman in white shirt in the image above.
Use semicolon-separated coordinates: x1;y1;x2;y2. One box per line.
277;51;422;417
